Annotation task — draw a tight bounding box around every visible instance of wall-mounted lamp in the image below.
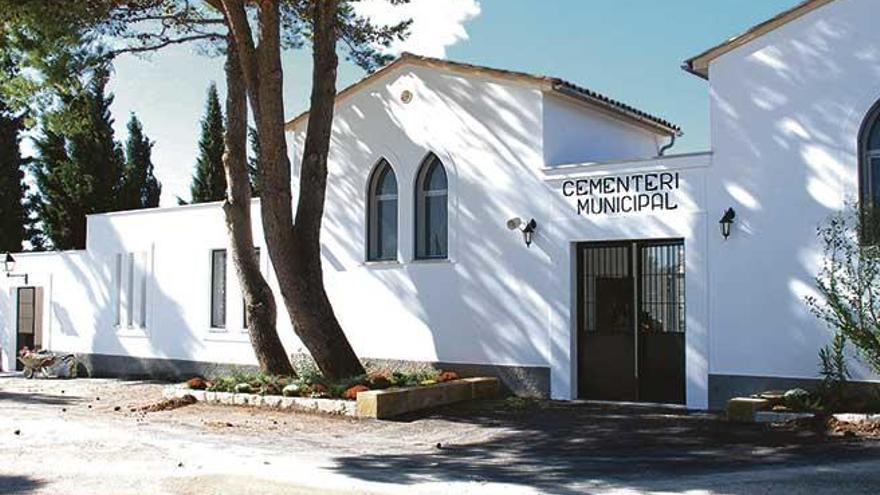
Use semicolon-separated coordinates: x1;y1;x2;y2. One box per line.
3;253;28;285
719;208;736;240
507;217;538;247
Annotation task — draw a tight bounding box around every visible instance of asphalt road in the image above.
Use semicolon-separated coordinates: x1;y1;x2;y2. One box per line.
1;375;879;494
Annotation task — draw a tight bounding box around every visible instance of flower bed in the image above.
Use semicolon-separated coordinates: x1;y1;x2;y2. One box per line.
164;375;501;419
163;386;358;416
165;357;505;418
185;365;462;402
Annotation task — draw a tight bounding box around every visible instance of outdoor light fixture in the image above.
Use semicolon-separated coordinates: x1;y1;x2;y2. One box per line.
719;208;736;240
506;217;538;247
3;253;28;285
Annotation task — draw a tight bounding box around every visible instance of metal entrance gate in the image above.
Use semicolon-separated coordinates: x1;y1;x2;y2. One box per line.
576;240;686;404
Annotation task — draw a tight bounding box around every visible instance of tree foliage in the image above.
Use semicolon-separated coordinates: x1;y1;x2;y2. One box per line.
190;83;227;203
121;113;162;210
0;1;116;127
30;69;159;249
807;203;880;375
0;95;28;253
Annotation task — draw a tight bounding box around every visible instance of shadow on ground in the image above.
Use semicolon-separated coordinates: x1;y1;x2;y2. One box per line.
0;390;82;407
329;400;880;494
0;474;45;494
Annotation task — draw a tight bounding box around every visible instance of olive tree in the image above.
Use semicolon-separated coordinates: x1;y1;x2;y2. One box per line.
807;203;880;375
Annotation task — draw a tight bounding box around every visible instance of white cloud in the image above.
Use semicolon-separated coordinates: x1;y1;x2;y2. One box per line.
354;0;481;59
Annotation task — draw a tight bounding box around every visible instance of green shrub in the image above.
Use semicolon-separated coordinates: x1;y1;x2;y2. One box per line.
807;204;880;376
290;353;323;384
782;388;816;411
818;332;850;411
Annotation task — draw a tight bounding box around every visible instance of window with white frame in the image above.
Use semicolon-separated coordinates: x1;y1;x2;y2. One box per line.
415;153;448;259
211;249;227;329
115;251;148;329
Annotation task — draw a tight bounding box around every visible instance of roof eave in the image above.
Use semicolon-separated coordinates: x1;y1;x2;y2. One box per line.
681;0;835;80
550;82;682;137
680;62;708;80
285;52;682;136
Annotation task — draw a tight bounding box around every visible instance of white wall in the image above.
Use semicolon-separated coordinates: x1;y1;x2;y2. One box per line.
291;63;552;371
706;0;880;381
543;93;663;166
1;251;89;372
0;203;298;373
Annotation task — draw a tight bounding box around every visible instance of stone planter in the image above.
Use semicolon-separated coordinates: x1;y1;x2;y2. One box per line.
164;376;501;419
163;387;357;416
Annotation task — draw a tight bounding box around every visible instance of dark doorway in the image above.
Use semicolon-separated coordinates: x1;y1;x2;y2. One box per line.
15;287;36;371
577;240;686;404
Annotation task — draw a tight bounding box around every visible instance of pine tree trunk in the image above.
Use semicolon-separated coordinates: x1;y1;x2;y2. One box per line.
258;0;364;381
222;0;365;381
221;33;294;376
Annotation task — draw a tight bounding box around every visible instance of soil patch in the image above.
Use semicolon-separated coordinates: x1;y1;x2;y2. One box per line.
139;394;197;412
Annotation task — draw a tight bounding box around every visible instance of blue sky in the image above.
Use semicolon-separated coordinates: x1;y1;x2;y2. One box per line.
102;0;803;206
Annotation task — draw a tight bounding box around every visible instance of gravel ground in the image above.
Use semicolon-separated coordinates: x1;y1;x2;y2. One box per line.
2;374;880;494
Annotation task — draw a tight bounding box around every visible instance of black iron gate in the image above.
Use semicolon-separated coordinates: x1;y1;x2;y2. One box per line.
576;240;686;404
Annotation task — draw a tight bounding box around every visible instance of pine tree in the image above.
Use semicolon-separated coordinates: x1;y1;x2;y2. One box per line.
31;68;127;250
190;83;226;203
0;97;27;253
120;113;161;210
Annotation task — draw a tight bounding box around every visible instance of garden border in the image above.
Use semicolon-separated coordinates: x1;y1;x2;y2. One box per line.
163;376;500;419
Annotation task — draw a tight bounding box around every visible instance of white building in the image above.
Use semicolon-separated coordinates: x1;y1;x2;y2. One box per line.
3;0;879;409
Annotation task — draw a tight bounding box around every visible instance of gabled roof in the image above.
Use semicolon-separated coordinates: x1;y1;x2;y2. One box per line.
683;0;837;79
285;53;681;137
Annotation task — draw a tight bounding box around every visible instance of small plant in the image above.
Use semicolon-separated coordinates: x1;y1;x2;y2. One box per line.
782;388;821;411
343;384;370;400
186;377;207;390
368;373;392;390
818;332;850;411
290;352;323;384
438;371;459;382
807;204;880;376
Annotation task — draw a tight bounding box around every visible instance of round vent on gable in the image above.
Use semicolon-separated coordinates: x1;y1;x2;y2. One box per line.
400;90;413;104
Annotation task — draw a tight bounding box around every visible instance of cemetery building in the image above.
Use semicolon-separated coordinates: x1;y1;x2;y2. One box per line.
2;0;878;409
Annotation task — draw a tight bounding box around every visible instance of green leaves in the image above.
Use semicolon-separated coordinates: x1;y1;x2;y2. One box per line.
121;113;162;210
0;94;29;252
30;70;159;249
808;202;880;376
189;83;227;204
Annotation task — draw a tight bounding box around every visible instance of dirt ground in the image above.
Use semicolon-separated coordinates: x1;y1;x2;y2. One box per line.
2;375;880;494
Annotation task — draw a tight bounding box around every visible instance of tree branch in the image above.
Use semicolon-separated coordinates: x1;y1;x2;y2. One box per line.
111;34;224;56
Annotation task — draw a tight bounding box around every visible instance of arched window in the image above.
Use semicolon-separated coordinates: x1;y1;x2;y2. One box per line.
415;154;448;259
367;159;398;261
860;101;880;242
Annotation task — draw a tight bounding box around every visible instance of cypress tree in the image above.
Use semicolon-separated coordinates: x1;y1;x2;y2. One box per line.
0;97;27;253
190;83;226;203
120;113;161;210
31;126;86;250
